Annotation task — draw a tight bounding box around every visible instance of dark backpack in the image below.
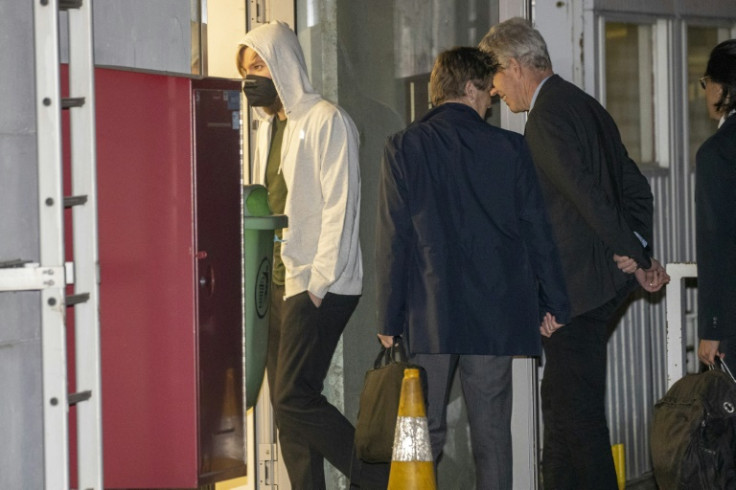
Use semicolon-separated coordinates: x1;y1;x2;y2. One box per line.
652;360;736;489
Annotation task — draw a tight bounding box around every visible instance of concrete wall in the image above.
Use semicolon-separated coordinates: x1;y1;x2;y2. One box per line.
60;0;196;75
0;0;44;488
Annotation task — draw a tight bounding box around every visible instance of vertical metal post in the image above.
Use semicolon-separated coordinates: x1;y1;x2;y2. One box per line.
67;0;103;487
511;358;539;490
33;0;70;487
665;263;697;388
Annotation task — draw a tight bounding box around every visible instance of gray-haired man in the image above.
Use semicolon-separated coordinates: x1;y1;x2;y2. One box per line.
480;17;669;490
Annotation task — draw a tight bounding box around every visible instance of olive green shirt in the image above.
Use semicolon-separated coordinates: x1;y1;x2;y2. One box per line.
266;118;288;285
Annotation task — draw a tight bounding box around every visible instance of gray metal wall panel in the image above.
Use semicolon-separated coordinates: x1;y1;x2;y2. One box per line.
595;0;736;19
607;292;657;480
0;136;40;256
93;0;195;74
60;0;197;74
595;0;675;15
0;0;43;488
604;172;680;481
0;294;43;490
678;0;736;19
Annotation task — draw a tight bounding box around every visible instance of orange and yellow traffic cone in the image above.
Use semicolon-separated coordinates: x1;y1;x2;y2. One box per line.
387;368;437;490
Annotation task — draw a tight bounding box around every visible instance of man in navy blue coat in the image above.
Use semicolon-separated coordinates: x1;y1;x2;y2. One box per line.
376;47;570;489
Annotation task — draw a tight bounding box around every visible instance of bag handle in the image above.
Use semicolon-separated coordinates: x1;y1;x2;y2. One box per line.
389;336;409;363
710;356;736;383
373;336;409;368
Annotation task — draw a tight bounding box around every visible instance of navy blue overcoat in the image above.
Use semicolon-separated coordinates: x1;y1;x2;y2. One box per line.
376;103;570;356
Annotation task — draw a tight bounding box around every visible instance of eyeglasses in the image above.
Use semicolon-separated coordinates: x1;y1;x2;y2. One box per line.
699;76;710;90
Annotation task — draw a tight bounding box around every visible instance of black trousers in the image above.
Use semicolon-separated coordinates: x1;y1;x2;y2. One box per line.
541;288;631;490
267;285;359;490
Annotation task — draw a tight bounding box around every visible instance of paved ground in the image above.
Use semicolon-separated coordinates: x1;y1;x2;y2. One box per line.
627;473;658;489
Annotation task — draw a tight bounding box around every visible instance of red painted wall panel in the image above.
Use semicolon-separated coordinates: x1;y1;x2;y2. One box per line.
94;68;199;487
63;67;244;488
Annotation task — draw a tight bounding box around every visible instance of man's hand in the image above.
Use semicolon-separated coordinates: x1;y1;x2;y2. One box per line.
540;312;565;338
308;291;323;308
377;334;395;348
634;258;670;293
613;254;638;274
698;339;723;366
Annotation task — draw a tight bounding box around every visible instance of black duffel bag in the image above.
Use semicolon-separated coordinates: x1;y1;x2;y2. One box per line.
652;357;736;489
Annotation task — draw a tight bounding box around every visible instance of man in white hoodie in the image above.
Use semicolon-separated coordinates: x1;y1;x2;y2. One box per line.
237;21;365;489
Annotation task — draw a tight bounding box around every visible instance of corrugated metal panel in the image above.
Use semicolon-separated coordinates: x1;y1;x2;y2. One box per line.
604;170;699;480
606;277;661;480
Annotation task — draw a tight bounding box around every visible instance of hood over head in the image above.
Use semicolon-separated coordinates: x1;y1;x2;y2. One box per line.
238;21;320;119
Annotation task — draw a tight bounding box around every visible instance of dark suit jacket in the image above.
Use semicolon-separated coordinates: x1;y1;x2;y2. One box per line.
524;75;653;317
696;114;736;340
376;103;570;356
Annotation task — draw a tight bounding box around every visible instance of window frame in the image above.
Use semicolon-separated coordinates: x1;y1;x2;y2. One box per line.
681;21;736;169
596;13;673;170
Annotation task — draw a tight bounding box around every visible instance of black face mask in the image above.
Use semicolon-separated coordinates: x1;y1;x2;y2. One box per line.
242;74;279;107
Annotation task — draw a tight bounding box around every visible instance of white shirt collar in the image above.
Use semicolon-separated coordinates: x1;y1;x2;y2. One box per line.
719;110;736;128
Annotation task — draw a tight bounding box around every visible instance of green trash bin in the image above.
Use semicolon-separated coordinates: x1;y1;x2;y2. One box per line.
243;184;288;409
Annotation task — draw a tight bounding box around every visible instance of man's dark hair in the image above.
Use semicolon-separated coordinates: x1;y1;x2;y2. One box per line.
705;39;736;114
429;47;498;106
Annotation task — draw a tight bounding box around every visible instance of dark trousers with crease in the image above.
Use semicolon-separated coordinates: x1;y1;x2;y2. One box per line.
541;287;632;490
267;284;359;490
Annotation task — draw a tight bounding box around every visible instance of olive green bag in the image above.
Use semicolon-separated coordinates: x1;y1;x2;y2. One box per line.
651;358;736;489
354;338;424;463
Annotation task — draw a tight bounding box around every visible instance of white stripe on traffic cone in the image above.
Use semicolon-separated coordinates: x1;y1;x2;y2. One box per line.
388;368;436;489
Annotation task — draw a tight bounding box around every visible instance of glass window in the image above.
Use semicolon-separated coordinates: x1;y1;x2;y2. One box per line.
296;0;500;130
604;22;656;166
687;26;731;166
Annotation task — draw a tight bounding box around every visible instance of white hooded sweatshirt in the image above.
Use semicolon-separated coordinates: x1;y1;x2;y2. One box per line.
239;21;363;299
